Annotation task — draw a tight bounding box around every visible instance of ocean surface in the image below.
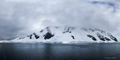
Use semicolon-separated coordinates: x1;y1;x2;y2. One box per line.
0;43;120;60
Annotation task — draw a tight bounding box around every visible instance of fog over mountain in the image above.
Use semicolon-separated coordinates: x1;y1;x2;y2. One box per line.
11;26;118;43
0;0;120;40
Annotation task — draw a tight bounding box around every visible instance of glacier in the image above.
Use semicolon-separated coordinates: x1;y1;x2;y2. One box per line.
10;26;118;44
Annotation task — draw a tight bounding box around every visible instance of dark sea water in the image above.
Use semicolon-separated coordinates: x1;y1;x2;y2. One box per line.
0;43;120;60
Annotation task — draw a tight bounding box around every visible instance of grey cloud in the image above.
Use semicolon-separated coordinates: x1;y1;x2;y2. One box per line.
0;0;120;40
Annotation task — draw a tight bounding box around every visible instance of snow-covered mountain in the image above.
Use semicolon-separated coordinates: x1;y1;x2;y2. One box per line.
11;26;118;43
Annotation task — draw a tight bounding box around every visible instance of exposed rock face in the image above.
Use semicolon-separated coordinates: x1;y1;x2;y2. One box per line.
108;33;118;42
71;35;75;39
33;33;39;39
97;33;106;41
87;35;97;41
104;37;111;41
83;28;118;42
27;34;33;39
44;32;54;40
63;26;75;33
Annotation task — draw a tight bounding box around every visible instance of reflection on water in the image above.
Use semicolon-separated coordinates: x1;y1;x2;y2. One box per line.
0;43;120;60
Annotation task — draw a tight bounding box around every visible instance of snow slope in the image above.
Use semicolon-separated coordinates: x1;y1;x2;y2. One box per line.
11;26;118;43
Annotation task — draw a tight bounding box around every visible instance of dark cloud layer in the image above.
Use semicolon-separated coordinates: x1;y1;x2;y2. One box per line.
0;0;120;40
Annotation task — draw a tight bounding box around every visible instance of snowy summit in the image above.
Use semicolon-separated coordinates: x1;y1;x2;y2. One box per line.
11;26;118;44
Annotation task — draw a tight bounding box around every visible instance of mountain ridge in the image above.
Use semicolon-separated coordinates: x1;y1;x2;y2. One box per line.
11;26;118;43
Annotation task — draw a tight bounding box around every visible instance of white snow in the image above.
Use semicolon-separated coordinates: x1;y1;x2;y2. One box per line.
10;26;119;44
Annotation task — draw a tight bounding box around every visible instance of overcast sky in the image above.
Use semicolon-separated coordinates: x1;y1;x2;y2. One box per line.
0;0;120;40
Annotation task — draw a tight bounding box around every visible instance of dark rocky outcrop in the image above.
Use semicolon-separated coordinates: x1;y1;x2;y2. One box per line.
27;34;33;39
63;26;75;34
71;35;75;39
44;32;54;40
97;33;105;41
104;37;111;41
33;33;39;39
108;33;118;42
40;30;43;33
87;34;97;41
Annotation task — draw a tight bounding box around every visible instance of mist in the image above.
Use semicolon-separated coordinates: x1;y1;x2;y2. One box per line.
0;0;120;40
